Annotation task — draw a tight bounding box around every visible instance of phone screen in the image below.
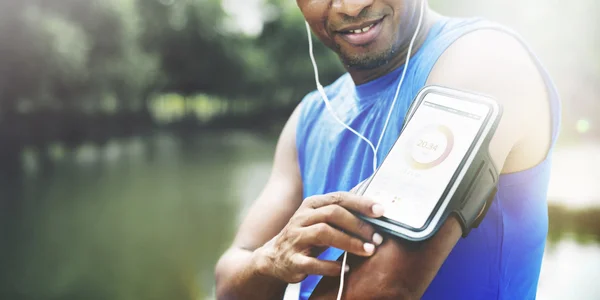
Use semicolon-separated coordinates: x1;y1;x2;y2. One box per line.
363;93;491;229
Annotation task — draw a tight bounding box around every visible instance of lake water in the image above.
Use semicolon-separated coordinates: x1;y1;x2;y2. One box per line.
1;131;599;300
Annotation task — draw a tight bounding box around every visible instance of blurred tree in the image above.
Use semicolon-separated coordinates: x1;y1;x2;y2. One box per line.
138;0;247;99
0;0;343;121
251;0;344;106
0;0;160;114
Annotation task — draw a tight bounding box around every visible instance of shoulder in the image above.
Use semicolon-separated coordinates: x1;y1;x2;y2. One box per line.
427;26;547;118
426;26;552;172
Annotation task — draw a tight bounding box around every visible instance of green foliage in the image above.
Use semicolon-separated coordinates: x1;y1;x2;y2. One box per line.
137;0;247;98
252;3;344;105
0;0;343;118
0;0;162;113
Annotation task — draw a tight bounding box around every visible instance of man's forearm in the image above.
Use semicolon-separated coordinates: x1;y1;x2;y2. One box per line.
215;247;288;300
310;217;462;299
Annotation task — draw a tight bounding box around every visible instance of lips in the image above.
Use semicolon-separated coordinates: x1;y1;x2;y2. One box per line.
335;18;385;46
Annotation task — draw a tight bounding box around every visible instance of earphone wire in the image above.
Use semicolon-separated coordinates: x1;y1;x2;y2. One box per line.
374;0;426;156
304;1;426;299
305;21;379;172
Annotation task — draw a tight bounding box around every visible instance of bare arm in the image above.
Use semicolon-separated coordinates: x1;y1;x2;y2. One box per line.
311;29;551;299
214;105;305;299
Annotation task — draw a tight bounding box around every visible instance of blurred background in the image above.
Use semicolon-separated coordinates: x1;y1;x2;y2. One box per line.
0;0;598;299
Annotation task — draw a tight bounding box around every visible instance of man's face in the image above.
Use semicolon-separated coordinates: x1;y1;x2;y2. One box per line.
298;0;421;70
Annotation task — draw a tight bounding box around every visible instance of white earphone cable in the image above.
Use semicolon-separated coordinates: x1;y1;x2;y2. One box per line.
304;1;426;299
374;0;427;156
305;21;379;172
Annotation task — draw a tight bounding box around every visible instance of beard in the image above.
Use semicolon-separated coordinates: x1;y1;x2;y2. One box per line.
336;40;398;70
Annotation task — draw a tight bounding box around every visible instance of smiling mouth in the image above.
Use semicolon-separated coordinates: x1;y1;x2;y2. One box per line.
337;17;384;34
341;22;377;34
335;17;385;46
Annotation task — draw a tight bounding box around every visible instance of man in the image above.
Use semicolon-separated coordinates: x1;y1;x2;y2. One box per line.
215;0;559;299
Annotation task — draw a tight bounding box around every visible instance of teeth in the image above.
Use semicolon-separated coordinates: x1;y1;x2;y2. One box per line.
349;24;373;34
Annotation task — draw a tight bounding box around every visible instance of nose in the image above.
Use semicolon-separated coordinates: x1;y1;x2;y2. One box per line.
332;0;375;18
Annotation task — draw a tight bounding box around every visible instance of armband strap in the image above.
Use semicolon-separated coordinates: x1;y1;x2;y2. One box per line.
352;85;503;241
352;169;498;239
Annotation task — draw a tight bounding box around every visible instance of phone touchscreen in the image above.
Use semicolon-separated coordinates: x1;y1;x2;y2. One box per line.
363;93;492;229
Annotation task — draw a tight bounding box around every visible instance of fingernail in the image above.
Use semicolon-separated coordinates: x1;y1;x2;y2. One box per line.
363;243;375;254
372;204;385;216
344;265;350;272
373;233;383;246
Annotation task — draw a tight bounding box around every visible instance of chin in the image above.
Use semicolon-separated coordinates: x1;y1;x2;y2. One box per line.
337;38;397;70
340;49;393;70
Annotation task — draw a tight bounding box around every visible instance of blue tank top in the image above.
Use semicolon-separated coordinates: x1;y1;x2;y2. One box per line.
296;17;561;300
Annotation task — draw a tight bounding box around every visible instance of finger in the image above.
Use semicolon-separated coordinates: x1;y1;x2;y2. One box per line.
303;192;385;218
293;255;344;277
300;223;376;257
302;205;382;245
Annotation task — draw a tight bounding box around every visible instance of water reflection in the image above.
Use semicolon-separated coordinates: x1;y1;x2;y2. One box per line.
1;132;599;300
0;131;275;300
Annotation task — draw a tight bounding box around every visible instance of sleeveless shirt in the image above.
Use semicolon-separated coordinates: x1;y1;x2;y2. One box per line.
295;17;561;299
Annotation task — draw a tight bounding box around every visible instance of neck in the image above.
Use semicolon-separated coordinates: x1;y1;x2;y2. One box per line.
348;9;442;85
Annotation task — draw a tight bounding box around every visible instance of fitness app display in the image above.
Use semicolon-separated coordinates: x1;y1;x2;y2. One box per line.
363;93;491;229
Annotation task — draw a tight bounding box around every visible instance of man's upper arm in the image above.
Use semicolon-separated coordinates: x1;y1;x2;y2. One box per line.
231;104;305;251
426;29;549;172
312;29;549;299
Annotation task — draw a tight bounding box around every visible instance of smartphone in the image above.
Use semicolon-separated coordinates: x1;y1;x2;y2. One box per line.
359;85;502;241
